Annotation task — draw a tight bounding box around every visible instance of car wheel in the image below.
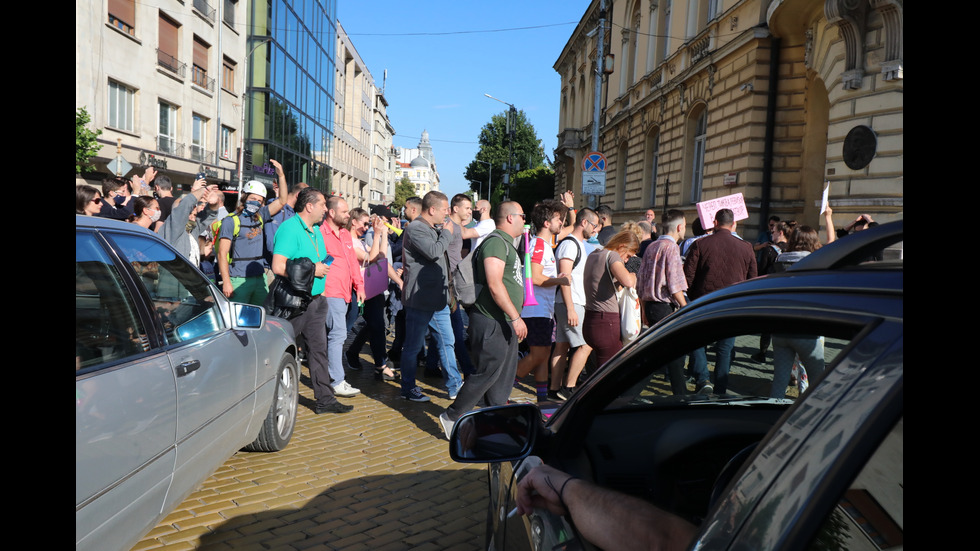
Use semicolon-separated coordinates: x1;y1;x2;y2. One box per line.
245;353;299;452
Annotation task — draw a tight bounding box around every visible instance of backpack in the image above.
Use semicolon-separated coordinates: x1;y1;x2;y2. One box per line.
557;235;583;270
210;214;264;264
452;232;509;308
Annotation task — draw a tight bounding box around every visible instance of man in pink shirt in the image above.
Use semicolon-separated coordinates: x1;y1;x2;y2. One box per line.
320;196;365;397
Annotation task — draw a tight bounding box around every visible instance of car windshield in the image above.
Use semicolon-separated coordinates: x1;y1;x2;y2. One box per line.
604;322;860;410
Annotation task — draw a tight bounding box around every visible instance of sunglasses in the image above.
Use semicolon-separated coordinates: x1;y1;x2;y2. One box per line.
91;197;102;205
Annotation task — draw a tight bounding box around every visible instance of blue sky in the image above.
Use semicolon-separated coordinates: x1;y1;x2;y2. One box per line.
337;1;590;199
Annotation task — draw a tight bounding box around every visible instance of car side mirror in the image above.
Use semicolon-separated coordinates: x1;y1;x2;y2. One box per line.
232;303;265;329
449;404;543;463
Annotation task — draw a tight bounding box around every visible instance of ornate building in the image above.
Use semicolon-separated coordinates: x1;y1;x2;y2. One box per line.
396;130;441;196
554;0;903;237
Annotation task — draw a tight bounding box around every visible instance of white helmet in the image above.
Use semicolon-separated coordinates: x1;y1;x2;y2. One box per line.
241;180;268;199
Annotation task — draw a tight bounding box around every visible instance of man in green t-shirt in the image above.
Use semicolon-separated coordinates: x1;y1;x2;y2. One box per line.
440;201;527;437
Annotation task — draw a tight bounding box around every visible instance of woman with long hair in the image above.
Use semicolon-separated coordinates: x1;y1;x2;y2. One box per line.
76;184;102;216
345;208;397;381
582;228;639;368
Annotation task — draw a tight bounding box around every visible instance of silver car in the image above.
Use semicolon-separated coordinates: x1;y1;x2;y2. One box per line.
75;215;299;551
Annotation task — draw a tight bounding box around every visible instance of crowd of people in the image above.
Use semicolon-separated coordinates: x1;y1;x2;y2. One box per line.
77;169;876;421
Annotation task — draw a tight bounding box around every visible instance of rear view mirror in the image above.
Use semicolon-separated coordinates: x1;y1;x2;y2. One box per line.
449;404;542;463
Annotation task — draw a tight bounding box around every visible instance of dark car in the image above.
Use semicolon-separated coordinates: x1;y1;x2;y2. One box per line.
450;221;903;551
76;215;300;551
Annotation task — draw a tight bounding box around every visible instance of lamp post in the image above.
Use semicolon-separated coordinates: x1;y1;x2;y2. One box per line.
237;36;274;196
474;159;492;202
484;93;517;201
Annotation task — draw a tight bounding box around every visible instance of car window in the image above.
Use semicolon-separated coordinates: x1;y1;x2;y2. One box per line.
606;327;857;409
109;233;224;345
76;232;150;371
808;416;903;550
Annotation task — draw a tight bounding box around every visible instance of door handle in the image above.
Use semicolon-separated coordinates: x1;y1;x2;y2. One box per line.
175;359;201;377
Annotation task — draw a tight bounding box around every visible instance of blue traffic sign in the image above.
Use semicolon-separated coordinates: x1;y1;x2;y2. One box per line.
583;151;606;172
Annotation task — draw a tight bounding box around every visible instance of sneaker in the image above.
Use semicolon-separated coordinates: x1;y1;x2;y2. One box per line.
438;412;455;440
401;386;431;402
332;380;361;397
448;386;459;400
547;390;566;402
696;382;714;395
556;386;577;401
315;402;354;414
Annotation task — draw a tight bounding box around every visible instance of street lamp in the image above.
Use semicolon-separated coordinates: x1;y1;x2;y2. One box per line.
484;93;517;201
474;159;492;201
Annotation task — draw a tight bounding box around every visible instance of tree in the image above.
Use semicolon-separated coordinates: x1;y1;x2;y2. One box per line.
391;176;414;211
464;110;546;201
76;107;102;174
508;166;556;216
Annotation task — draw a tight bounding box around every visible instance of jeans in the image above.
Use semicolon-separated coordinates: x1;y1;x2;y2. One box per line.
401;305;462;396
691;337;736;393
425;306;475;376
771;335;825;398
324;297;350;385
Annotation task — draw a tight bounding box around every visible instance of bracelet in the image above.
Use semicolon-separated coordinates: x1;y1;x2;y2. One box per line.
557;476;577;513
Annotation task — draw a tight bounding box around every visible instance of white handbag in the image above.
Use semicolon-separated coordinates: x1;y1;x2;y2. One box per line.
605;251;642;343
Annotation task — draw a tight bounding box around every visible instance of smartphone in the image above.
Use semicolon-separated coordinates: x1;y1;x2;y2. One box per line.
196;172;206;182
324;254;334;267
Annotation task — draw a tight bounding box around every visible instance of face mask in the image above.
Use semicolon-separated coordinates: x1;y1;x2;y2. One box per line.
113;194;126;206
243;200;261;217
148;208;161;223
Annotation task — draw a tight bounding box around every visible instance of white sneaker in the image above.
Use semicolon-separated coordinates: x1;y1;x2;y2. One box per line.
332;380;361;397
439;412;455;440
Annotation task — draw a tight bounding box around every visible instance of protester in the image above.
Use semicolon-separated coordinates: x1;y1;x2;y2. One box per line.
582;228;639;368
76;184;102;216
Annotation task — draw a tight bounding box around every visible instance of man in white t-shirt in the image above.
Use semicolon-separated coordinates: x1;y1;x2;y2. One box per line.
472;199;497;246
550;207;598;400
514;200;570;402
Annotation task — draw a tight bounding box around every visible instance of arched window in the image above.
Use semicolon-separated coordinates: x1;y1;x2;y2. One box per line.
643;127;660;207
689;107;708;203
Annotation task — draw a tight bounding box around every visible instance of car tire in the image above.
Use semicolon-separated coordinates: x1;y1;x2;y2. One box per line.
245;353;299;452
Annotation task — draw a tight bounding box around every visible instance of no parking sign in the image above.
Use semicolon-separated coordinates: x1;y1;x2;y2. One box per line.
582;151;607;196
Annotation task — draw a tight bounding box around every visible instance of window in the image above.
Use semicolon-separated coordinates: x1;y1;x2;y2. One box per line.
108;0;135;36
690;108;708;203
192;114;208;161
221;126;234;159
158;101;178;154
192;36;212;90
222;56;236;93
223;0;236;27
108;80;135;132
75;232;150;371
157;13;181;76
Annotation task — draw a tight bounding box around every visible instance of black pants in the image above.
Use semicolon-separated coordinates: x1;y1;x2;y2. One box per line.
644;301;687;395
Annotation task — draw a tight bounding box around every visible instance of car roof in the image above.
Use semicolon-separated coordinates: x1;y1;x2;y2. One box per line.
76;214;155;236
790;219;903;271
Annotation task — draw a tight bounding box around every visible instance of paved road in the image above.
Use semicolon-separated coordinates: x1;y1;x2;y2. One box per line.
133;333;536;551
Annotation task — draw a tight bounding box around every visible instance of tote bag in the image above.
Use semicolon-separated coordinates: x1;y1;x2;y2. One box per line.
605;251;642;343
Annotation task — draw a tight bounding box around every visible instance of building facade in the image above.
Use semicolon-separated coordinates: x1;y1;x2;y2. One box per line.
329;22;373;209
554;0;903;238
371;87;398;205
244;0;336;192
76;0;247;188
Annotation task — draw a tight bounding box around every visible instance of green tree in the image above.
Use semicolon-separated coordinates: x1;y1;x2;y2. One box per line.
76;107;102;173
464;110;546;200
508;166;556;216
391;176;414;211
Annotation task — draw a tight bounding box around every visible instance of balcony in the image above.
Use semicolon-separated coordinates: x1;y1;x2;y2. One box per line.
190;145;212;162
192;66;215;92
157;49;186;78
193;0;215;23
157;136;185;156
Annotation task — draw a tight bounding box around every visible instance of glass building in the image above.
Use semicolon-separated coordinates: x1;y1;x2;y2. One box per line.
245;0;336;191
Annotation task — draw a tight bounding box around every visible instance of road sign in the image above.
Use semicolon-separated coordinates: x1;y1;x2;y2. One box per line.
582;171;606;196
583;151;606;172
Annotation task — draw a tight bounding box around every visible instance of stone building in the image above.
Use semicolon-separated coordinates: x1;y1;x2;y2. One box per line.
76;0;248;188
554;0;903;238
330;21;373;209
396;131;441;196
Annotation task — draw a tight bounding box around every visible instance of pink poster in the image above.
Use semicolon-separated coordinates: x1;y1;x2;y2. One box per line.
696;193;749;230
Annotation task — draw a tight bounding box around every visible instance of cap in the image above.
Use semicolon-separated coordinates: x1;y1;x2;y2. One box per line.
369;203;396;219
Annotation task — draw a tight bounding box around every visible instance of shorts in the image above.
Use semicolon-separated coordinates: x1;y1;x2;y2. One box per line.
555;302;587;348
524;317;555;347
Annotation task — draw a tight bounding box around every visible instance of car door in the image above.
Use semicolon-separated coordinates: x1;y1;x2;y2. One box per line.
492;294;888;551
107;232;257;506
76;230;178;551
